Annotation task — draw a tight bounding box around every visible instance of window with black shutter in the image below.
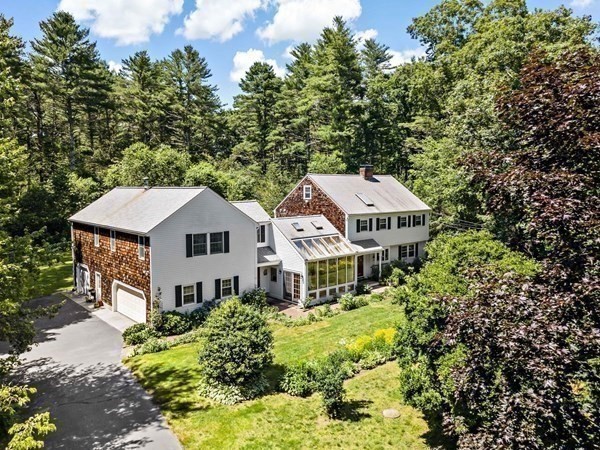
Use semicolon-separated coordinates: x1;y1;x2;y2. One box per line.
175;285;182;307
214;279;221;299
196;282;203;303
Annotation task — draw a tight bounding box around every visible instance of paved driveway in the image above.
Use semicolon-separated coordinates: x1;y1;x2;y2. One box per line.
17;295;182;450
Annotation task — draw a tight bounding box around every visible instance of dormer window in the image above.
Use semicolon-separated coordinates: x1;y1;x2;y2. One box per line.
303;185;312;200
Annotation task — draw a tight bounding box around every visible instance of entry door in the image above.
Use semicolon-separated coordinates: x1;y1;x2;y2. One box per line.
284;271;301;302
357;255;364;278
95;272;102;301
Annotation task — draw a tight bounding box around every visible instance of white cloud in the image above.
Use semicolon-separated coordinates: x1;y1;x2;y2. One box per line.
178;0;265;42
570;0;593;7
282;44;295;59
58;0;183;46
230;48;286;82
107;60;123;73
389;47;427;67
257;0;362;44
355;28;378;48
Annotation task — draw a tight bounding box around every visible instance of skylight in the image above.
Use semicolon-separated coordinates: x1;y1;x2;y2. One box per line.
311;221;323;230
355;192;374;206
292;222;304;231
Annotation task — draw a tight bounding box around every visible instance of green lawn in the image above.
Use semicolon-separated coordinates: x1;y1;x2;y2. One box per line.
32;251;73;298
127;300;431;449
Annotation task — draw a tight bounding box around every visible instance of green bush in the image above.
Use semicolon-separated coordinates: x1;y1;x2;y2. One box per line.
355;283;372;295
240;288;268;310
198;374;270;405
314;303;336;318
171;328;203;346
369;292;384;302
122;323;157;346
131;337;170;356
339;293;369;311
159;311;193;336
315;362;346;418
198;298;273;403
280;361;319;397
188;307;210;328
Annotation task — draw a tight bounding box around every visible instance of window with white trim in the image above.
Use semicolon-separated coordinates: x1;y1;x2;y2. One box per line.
399;216;407;228
192;233;207;256
377;248;390;262
414;215;423;226
221;278;233;298
138;235;145;260
110;230;116;252
94;227;100;247
257;225;266;243
360;220;368;232
400;244;416;259
378;218;387;230
303;185;312;200
210;232;223;254
182;285;195;305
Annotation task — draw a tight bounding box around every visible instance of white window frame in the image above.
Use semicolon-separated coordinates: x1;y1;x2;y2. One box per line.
221;278;233;298
110;230;116;252
257;224;266;243
360;219;368;232
94;227;100;247
378;218;387;230
303;185;312;200
414;215;423;226
138;235;145;260
192;233;207;256
94;272;102;301
210;232;224;254
399;216;407;228
376;248;390;262
182;284;195;305
401;244;416;259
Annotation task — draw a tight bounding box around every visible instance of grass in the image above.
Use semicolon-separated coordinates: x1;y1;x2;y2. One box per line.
127;299;431;449
31;251;73;298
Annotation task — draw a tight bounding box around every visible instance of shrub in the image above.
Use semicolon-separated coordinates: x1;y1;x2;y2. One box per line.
171;328;203;346
122;323;157;346
369;292;384;302
339;293;369;311
280;361;319;397
131;337;170;356
315;362;346;418
188;307;210;328
358;350;387;370
198;374;269;405
326;348;357;378
355;283;372;295
314;303;336;318
198;298;273;403
159;311;193;336
240;288;268;310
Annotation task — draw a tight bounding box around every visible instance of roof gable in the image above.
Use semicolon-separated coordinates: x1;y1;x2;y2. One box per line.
231;200;270;223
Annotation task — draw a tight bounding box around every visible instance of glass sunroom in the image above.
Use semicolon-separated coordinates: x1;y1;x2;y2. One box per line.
292;235;356;303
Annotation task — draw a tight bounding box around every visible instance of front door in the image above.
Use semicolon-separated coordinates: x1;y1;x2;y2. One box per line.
357;255;364;278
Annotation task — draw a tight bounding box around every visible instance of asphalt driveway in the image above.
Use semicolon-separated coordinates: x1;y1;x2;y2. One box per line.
16;295;181;450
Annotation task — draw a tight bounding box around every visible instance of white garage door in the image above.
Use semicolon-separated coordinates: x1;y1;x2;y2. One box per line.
115;284;146;323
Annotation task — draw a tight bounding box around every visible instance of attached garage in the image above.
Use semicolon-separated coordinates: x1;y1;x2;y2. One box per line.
114;282;147;323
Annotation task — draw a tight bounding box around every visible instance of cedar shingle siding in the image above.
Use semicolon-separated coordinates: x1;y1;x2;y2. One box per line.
72;223;151;320
275;177;347;235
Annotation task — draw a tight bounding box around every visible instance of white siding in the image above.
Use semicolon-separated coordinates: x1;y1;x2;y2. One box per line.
347;212;430;247
257;221;271;248
149;189;257;313
270;225;305;302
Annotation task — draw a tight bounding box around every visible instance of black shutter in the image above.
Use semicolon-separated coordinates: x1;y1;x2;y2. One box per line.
376;219;380;231
397;216;401;228
415;242;419;256
214;279;221;299
408;215;412;227
422;213;426;225
233;276;239;295
387;217;391;230
175;285;182;307
196;282;203;303
369;218;373;231
186;234;193;257
356;219;360;233
224;231;230;253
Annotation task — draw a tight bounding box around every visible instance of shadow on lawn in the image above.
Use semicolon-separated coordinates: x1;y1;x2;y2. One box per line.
338;399;372;421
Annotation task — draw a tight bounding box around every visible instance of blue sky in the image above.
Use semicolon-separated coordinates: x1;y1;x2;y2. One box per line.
2;0;598;106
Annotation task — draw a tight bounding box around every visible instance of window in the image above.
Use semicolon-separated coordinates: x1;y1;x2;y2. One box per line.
378;218;387;230
271;267;278;282
303;185;312;200
308;262;318;291
413;215;423;226
360;220;368;232
398;216;407;228
193;233;207;256
221;278;233;297
110;230;116;252
183;285;195;305
400;244;416;259
257;225;266;243
94;227;100;247
210;232;223;254
377;248;390;262
138;236;145;260
328;259;337;287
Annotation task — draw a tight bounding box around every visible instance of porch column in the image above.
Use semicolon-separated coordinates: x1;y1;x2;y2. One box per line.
378;253;382;282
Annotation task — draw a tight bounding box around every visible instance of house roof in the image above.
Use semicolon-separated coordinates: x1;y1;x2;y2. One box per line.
257;246;280;265
231;200;270;223
307;174;431;215
69;187;206;234
271;215;340;241
351;238;384;254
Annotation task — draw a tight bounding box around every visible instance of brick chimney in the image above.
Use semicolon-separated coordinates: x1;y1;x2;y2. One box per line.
359;164;374;179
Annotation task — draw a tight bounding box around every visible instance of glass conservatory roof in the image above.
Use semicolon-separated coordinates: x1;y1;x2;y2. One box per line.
293;235;355;260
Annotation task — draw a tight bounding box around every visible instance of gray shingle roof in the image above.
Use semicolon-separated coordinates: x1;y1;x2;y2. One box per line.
231;200;270;223
271;215;340;241
69;187;206;234
257;246;280;265
308;174;430;214
351;239;383;254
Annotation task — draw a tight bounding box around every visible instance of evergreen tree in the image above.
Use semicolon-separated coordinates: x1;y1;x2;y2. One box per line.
0;15;26;139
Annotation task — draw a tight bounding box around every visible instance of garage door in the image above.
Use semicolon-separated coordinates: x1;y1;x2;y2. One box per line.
115;284;146;323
